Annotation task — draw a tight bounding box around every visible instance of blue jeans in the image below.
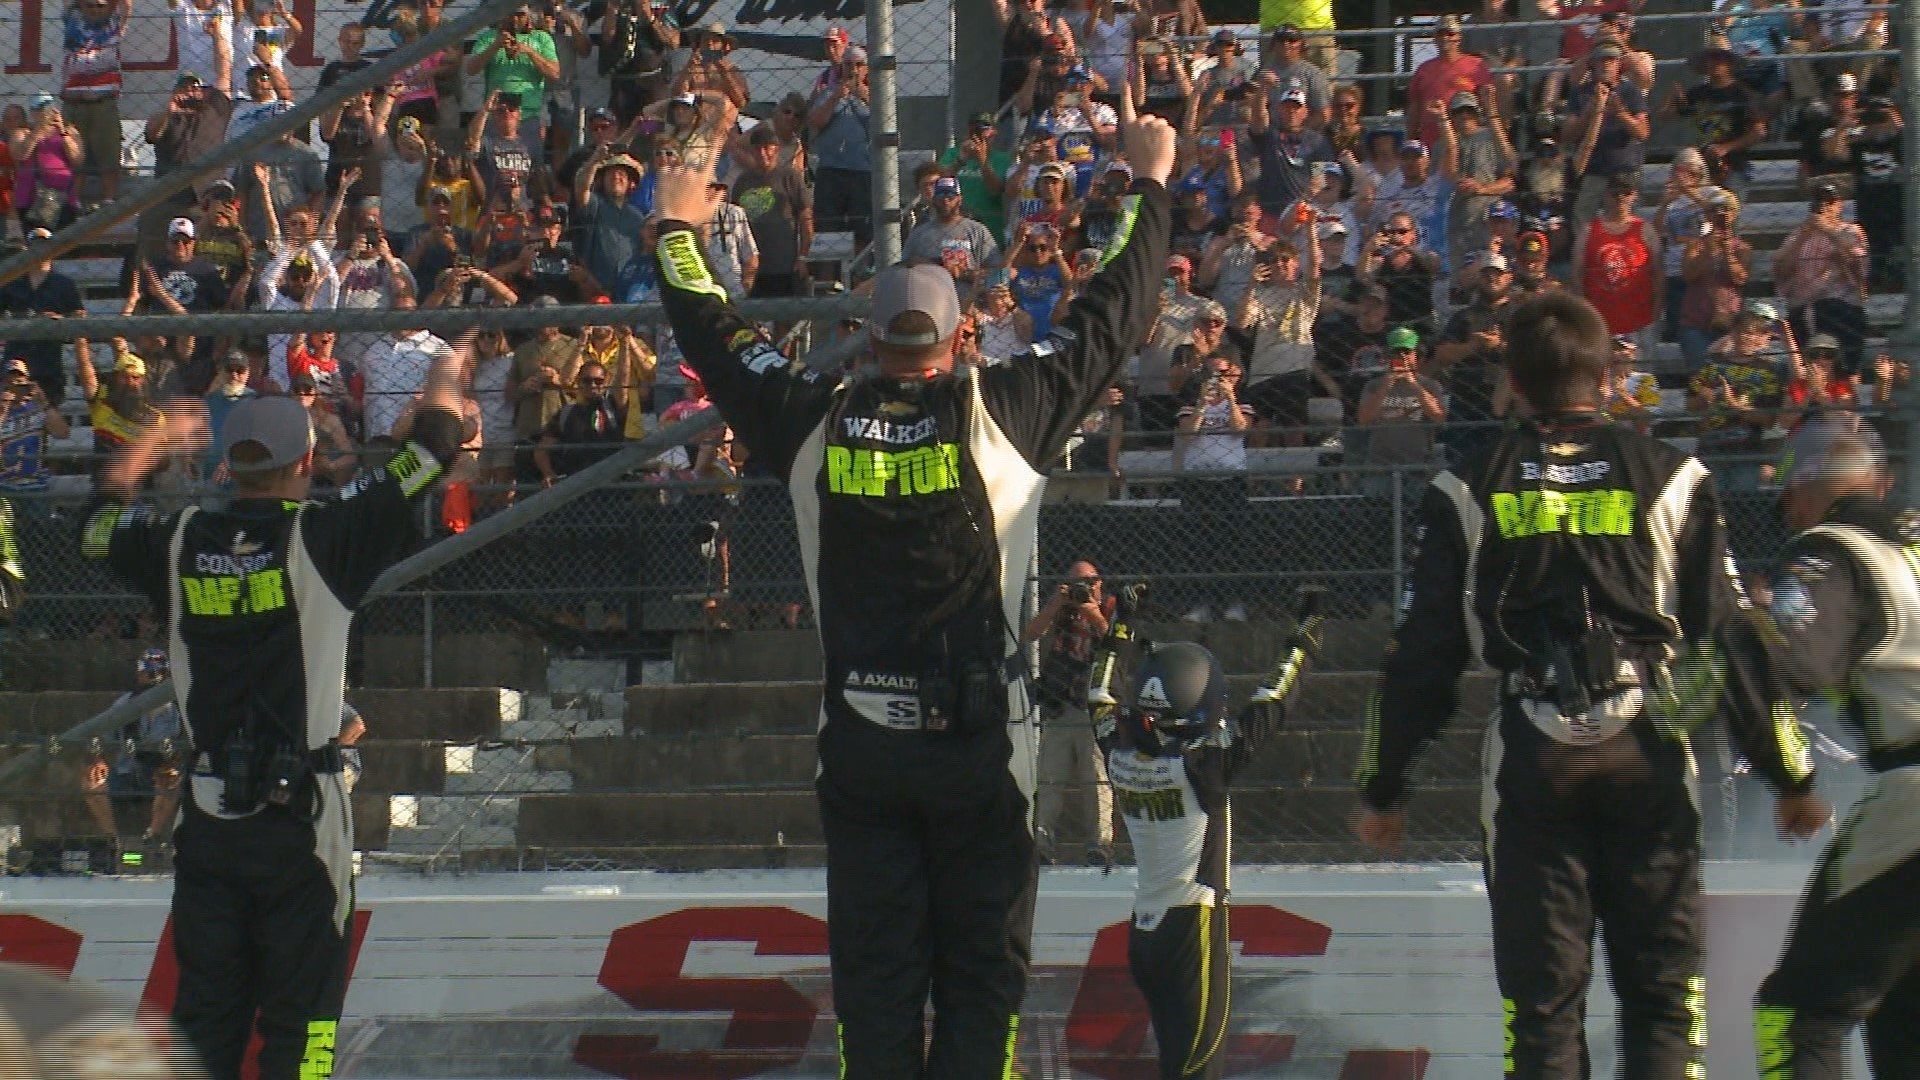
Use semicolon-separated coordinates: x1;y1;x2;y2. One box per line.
1677;325;1717;371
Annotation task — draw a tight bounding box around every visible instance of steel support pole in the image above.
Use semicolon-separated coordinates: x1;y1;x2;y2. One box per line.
867;0;903;269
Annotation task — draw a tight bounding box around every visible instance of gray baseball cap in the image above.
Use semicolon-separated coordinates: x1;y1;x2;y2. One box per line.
221;395;315;473
868;263;961;347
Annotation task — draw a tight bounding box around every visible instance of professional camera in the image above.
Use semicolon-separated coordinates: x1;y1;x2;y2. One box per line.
1222;76;1250;102
532;241;574;278
1068;580;1094;605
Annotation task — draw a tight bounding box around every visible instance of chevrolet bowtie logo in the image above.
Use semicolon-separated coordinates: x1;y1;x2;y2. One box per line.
1544;441;1584;458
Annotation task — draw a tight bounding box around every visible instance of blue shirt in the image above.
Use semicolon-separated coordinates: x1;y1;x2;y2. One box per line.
203;386;258;476
1174;165;1234;220
1011;263;1065;339
0;400;51;492
810;90;872;173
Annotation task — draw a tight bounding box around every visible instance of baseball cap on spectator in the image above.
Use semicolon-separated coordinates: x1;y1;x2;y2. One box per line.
286;253;315;276
1832;73;1859;94
1534;136;1561;156
245;63;274;79
223;349;251;373
1744;299;1780;323
1518;230;1548;256
703;23;732;44
25;227;54;245
869;263;961;346
1037;162;1070;182
1399;139;1429;158
221;395;315;473
1167;254;1192;273
1611;334;1637;351
1701;186;1740;216
587;106;616;125
168;217;196;239
175;71;203;89
1387;326;1421;349
137;648;169;675
933;176;962;198
530;295;561;309
1487;199;1518;220
1435;14;1462;32
1272;23;1304;42
1448;91;1480;113
206;177;238;201
1317;219;1348;239
5;359;28;379
845;45;867;64
1810;180;1844;204
1280;85;1309;106
291;372;319;394
1104;160;1134;179
984;268;1013;291
1592;43;1625;59
824;26;849;45
1075;247;1103;269
1807;333;1843;353
971;111;998;131
427;187;454;204
1477;252;1510;272
115;353;147;377
532;204;562;225
670;92;699;108
1672;146;1707;176
1066;65;1093;85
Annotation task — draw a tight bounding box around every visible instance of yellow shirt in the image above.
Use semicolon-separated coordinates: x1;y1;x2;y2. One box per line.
1261;0;1335;32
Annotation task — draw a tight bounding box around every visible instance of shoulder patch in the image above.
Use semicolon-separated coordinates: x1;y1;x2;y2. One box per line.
1769;571;1817;631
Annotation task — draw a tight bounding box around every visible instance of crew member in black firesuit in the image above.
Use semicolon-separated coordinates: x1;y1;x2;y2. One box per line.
80;354;467;1079
648;94;1176;1077
1349;292;1821;1078
1722;412;1919;1078
1100;592;1323;1079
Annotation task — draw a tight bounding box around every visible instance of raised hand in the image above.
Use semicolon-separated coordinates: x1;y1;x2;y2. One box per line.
1115;87;1175;186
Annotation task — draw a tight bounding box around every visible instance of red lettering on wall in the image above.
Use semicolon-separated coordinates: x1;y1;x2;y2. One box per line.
286;0;321;67
0;914;84;976
1064;904;1334;1078
8;0;53;75
574;906;831;1080
1339;1048;1432;1079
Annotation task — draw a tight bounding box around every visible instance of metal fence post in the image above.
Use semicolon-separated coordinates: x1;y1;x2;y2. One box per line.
868;0;904;269
1897;0;1920;505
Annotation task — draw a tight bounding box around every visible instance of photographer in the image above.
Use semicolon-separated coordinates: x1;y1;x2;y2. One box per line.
141;71;234;266
673;23;750;113
466;4;560;165
1358;210;1443;333
0;357;70;492
808;44;874;254
497;204;602;304
600;0;680;123
1022;560;1116;866
1846;95;1905;291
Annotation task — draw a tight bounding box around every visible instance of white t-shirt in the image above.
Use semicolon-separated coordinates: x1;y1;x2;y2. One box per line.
471;350;515;449
170;0;231;87
1178;398;1250;472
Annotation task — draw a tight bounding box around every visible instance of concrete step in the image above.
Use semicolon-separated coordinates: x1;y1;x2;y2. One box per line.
544;657;629;692
514;784;1482;847
560;733;819;790
357;633;549;690
348;688;521;742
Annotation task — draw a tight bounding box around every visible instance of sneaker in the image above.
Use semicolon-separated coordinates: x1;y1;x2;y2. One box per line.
1223;602;1249;622
1183;604;1212;623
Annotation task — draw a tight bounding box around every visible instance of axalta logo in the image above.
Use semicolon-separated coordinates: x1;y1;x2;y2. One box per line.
1137;676;1171;708
845;671;917;691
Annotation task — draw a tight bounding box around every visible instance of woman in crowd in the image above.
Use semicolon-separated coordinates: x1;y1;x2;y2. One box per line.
9;95;84;231
1677;186;1751;369
1132;39;1192;125
972;271;1036;363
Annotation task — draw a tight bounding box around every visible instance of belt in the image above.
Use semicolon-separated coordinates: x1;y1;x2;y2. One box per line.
308;744;344;774
1868;741;1920;774
1501;667;1645;747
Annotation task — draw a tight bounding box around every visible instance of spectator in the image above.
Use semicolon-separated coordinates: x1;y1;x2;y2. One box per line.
1434;252;1515;454
59;0;129;211
127;217;227;394
673;23;751;112
809;44;873;254
1571;173;1660;345
320;86;396;203
699;180;759;298
970;270;1034;364
1167;185;1217;264
258;249;339;387
938;112;1013;242
167;0;231;92
1352;326;1445;494
1356;126;1403;191
904;176;1000;296
0;358;70;493
1174;354;1253;516
900;160;943;240
572;148;648;301
1131;39;1193;126
1516;136;1575;267
10;95;83;232
140;72;234;265
1689;299;1788;490
82;649;183;851
1406;16;1491;150
234;0;302;99
1564;44;1650;230
534;361;626;484
1369;138;1451;273
764;92;812;177
1005;221;1071;339
729;128;814;298
1661;49;1767;199
200;349;259;481
1600;335;1662;432
508;300;581;449
499;203;601;303
334;219;418;375
1011;160;1081;249
1022;559;1116;866
1233;236;1323;447
1357;209;1443;332
1262;25;1331;129
225;63;293;146
467;91;536;203
1511;229;1560;297
468;4;560;164
1199;192;1272;311
286;326;353;427
1196;29;1256;99
1171;126;1243;221
601;0;680;124
1169;301;1240;401
1437;90;1514;275
1136;254;1208;430
76;345;159;480
1774;181;1869;373
318;21;371;90
536;1;594;162
189;181;254;309
996;0;1074;107
1034;66;1118;197
1795;72;1859;195
1782;332;1860;423
467;326;516;497
1677;185;1751;368
473;167;533;266
405;189;475;290
1317;280;1394;404
235;129;324;249
361;295;453;438
0;229;87;405
579;311;654;438
1654;147;1712;341
557;106;622;194
1843;94;1905;291
1247;79;1334;225
383;121;432;237
421;143;485;230
1323;83;1367;159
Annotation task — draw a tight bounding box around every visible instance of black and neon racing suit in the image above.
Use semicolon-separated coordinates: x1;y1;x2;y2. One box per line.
1354;412;1814;1079
1727;497;1920;1079
654;179;1170;1079
81;416;458;1080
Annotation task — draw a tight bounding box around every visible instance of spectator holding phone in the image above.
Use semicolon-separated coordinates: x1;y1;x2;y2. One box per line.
938;112;1014;241
1352;326;1444;494
1171;126;1241;220
1233;230;1322;448
809;44;874;253
1246;77;1334;228
1774;181;1869;374
1689;300;1788;490
468;4;560;165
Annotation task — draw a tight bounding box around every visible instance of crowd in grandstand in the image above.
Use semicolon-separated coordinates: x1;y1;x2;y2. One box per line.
0;0;1909;516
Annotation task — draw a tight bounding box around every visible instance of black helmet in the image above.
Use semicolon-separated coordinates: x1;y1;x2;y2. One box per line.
1122;642;1229;755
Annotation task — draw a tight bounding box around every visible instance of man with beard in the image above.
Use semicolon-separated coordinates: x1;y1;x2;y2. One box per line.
257;251;339;389
1434;251;1516;458
902;176;998;299
126;218;226;394
75;345;162;485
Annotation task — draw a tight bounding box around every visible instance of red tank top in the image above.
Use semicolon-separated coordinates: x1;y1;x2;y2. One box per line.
1581;215;1656;335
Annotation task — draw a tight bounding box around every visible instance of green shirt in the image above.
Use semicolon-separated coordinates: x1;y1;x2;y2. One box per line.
936;145;1015;244
472;28;558;114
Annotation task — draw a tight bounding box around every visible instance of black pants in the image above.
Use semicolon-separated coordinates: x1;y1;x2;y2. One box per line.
814;167;875;258
817;712;1037;1079
1484;712;1705;1079
171;775;355;1080
1130;902;1230;1079
1754;831;1920;1077
1793;300;1868;377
